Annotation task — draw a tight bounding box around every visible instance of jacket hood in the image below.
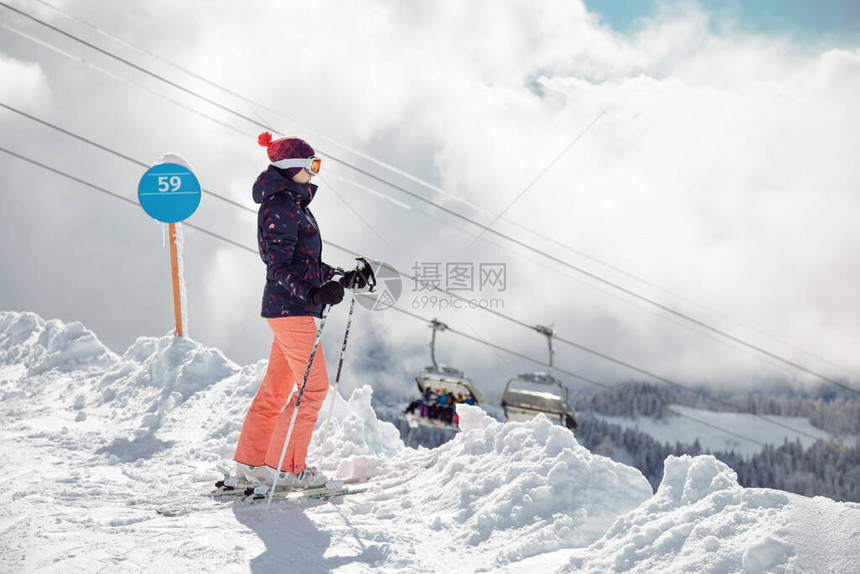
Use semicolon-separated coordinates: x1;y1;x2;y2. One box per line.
252;165;318;206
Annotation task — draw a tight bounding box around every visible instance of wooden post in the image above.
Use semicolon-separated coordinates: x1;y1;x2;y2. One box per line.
168;222;183;337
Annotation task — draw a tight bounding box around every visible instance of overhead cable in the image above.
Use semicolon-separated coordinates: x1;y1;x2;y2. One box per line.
1;2;856;395
1;144;842;450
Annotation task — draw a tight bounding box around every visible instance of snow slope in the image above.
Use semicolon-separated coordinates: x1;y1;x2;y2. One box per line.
1;311;858;573
596;406;835;458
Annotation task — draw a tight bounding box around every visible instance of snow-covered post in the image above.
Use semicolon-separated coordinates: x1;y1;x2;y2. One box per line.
173;221;189;338
168;222;183;336
137;153;201;338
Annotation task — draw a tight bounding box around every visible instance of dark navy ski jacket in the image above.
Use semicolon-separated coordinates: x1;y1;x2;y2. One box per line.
253;166;335;318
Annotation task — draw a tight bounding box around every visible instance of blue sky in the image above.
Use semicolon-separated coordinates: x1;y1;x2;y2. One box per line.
585;0;860;44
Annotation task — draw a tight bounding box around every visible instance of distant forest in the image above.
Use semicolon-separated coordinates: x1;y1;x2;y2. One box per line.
376;382;860;503
572;382;860;502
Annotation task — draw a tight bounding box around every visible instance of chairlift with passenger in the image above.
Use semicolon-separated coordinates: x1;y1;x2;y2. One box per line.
500;325;577;430
404;319;483;442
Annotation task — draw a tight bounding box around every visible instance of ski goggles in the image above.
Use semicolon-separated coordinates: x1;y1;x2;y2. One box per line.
272;156;322;175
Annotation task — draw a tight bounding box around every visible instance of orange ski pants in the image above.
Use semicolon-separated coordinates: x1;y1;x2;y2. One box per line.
234;316;329;473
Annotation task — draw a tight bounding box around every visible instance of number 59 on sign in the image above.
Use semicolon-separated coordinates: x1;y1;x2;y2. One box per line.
158;175;183;193
138;163;201;223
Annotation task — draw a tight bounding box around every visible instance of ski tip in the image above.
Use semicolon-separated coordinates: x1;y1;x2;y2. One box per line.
157;507;185;517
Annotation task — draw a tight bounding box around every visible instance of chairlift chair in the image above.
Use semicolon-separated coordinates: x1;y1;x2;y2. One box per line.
500;325;577;430
404;320;483;442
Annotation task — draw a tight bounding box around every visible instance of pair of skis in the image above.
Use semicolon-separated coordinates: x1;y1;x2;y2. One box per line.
155;470;367;517
208;473;367;504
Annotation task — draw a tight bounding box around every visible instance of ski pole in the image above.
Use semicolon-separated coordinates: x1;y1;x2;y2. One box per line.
316;293;356;469
316;258;376;469
267;305;329;508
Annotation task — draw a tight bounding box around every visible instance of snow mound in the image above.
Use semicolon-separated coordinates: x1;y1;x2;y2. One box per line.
97;333;239;432
457;400;495;432
313;385;406;479
0;311;117;374
3;312;859;573
362;405;653;567
154;358;268;457
563;454;860;573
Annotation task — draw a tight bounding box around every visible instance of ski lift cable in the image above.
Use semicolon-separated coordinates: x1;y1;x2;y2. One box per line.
8;89;732;367
0;145;256;254
27;0;481;213
312;144;832;384
0;100;409;244
33;0;776;336
0;139;710;404
391;306;844;450
324;163;786;377
0;0;428;212
0;141;395;297
312;156;858;385
3;98;859;406
0;102;852;408
3;3;856;393
2;135;832;459
0;102;254;214
0;103;728;382
390;268;860;408
4;15;858;401
29;0;801;374
0;103;420;297
664;407;765;448
2;16;851;450
460;321;524;381
2;145;845;452
0;103;554;323
393;307;612;391
0;19;254;141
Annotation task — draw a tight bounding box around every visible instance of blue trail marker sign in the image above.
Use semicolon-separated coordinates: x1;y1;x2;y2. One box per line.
138;160;200;337
138;163;201;223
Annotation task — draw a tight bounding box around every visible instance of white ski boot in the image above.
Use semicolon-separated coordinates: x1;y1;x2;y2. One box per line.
235;462;269;484
267;465;328;489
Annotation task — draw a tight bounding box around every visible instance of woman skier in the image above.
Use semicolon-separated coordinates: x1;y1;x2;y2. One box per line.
232;132;366;488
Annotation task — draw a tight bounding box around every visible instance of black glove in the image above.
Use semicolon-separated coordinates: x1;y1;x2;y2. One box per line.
339;269;368;289
307;281;345;306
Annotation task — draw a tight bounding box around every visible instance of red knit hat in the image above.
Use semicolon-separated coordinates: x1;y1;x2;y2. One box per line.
258;132;315;178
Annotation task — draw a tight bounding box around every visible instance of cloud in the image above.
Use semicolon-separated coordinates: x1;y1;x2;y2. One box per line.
408;5;860;391
1;0;858;400
0;52;49;109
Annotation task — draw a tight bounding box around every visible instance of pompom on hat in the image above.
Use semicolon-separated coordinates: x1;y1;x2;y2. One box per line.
258;132;315;178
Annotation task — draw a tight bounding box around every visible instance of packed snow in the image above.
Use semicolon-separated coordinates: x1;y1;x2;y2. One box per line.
1;311;858;573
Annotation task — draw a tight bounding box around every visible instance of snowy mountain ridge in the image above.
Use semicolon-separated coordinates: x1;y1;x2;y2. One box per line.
1;310;858;573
